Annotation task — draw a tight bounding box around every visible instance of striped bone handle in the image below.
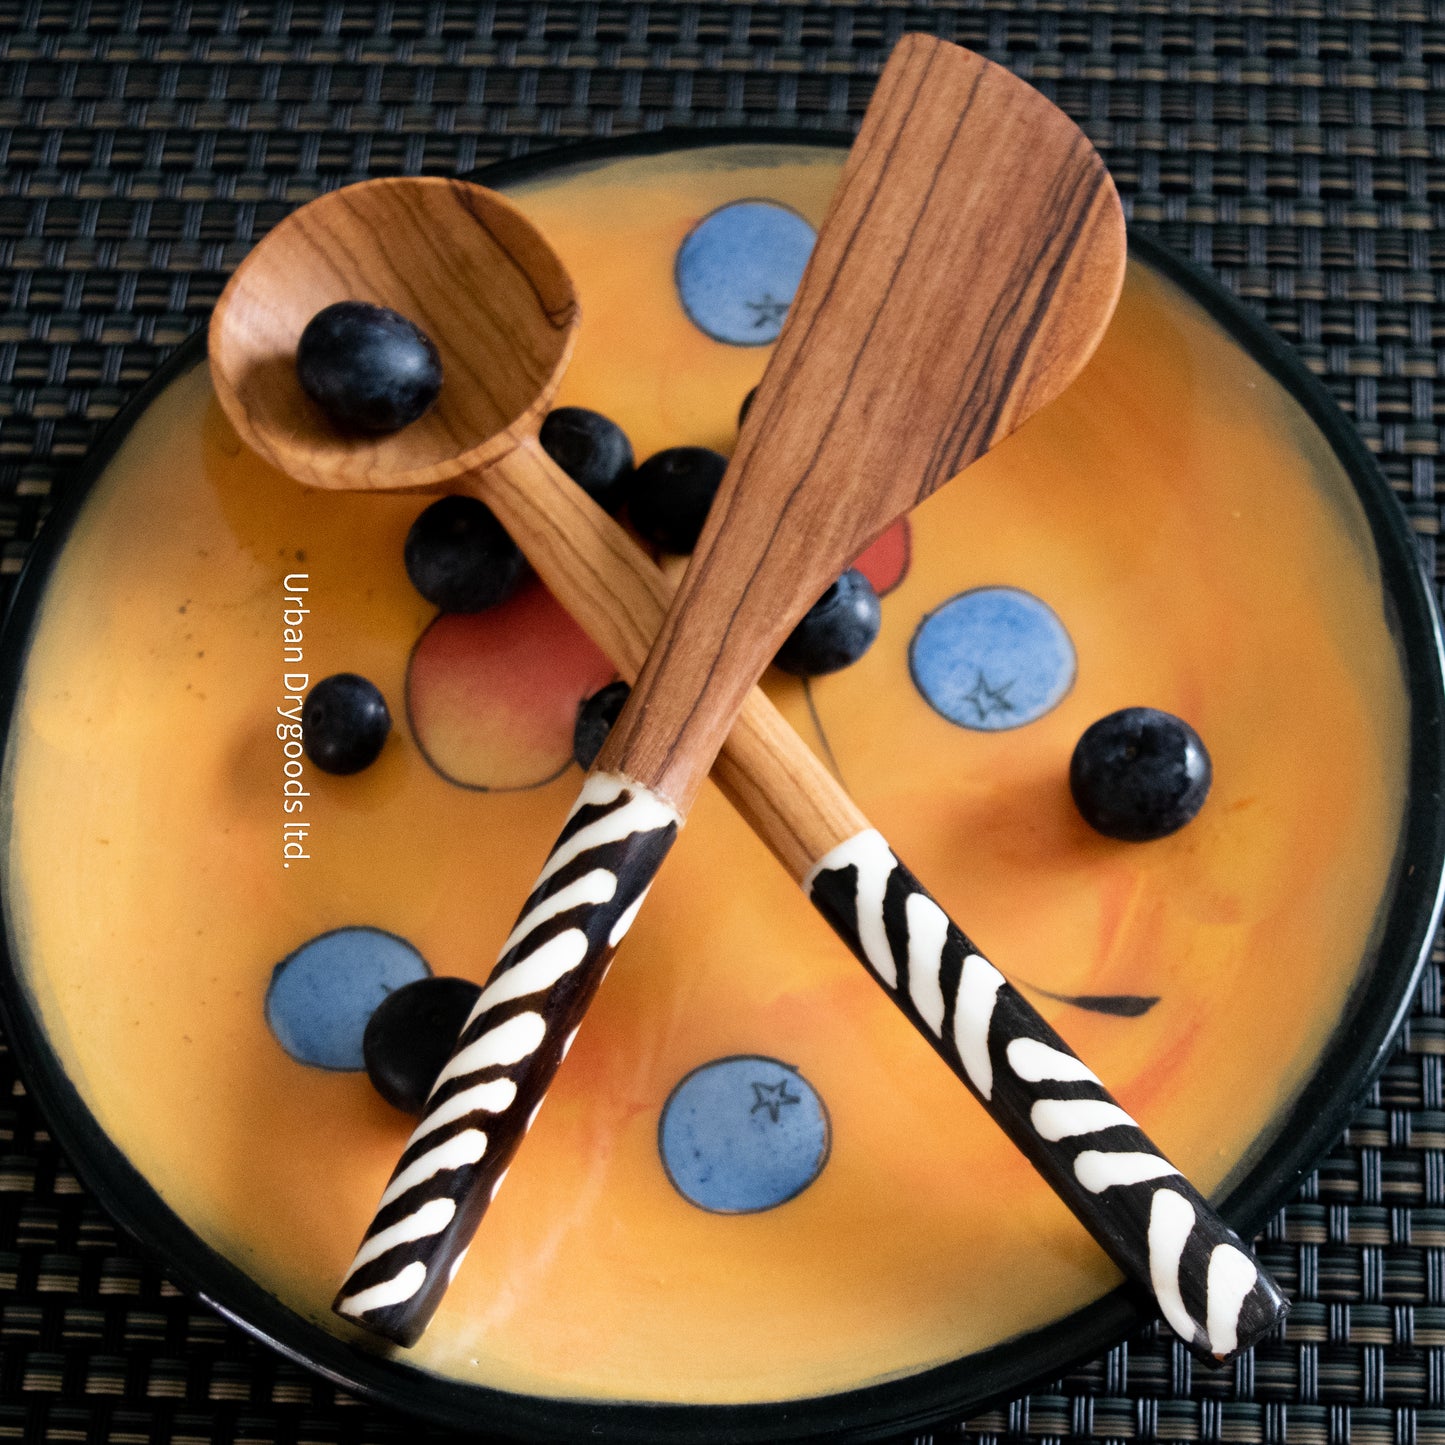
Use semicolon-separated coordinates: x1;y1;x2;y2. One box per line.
806;829;1288;1362
334;772;679;1346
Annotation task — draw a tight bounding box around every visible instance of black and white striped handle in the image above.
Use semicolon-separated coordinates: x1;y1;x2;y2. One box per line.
338;795;1286;1359
806;828;1288;1362
334;773;679;1346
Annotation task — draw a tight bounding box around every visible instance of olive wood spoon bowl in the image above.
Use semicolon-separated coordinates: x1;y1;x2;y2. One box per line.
210;35;1286;1360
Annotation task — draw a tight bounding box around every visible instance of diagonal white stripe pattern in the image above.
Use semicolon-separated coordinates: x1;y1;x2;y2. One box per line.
335;1261;428;1318
1148;1189;1201;1347
904;890;949;1034
804;829;899;987
953;953;1006;1100
498;869;616;957
1205;1243;1259;1357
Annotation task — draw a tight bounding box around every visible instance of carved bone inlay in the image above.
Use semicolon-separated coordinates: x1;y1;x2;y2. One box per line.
804;828;1286;1360
335;773;679;1344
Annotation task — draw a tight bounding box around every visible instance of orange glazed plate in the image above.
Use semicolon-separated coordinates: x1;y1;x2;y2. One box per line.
1;136;1442;1442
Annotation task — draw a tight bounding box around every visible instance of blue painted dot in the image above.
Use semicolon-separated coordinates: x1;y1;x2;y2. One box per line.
675;201;816;346
659;1056;830;1213
909;587;1076;731
265;928;430;1070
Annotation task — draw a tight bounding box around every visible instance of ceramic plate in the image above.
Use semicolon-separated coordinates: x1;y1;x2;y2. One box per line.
2;136;1443;1443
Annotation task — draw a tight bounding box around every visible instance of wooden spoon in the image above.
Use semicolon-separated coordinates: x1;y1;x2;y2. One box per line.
211;35;1286;1360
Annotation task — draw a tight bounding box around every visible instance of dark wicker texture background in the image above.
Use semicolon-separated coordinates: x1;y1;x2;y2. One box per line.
0;2;1441;1441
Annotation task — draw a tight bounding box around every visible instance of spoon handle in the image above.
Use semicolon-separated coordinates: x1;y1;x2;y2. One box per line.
333;441;1287;1358
806;830;1289;1361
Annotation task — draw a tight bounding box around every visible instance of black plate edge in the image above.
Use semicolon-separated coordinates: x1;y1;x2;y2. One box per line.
0;127;1437;1444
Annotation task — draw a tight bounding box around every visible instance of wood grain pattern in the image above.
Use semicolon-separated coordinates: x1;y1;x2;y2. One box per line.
209;178;579;491
328;34;1133;1345
208;171;879;880
208;44;1166;1351
472;438;868;879
598;33;1126;810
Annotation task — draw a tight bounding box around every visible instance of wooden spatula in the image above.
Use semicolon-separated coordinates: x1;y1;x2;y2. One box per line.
332;32;1146;1345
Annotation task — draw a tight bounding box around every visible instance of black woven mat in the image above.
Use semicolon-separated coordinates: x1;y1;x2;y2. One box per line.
1;3;1442;1441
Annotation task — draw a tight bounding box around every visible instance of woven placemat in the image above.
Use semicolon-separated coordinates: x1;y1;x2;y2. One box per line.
0;3;1441;1441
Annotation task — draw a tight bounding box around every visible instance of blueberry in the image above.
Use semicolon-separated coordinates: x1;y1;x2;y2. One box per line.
774;569;882;677
296;301;443;435
404;495;527;612
539;407;634;515
626;446;728;554
363;975;482;1114
302;673;392;775
574;680;630;770
1069;707;1213;842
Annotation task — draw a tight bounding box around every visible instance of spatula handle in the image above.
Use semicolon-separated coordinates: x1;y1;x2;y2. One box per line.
333;772;679;1347
806;829;1289;1361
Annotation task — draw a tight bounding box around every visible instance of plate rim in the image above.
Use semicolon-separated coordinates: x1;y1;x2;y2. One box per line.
0;127;1441;1443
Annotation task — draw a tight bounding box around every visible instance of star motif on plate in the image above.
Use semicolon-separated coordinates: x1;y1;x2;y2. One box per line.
750;1079;801;1123
747;293;791;329
965;670;1016;723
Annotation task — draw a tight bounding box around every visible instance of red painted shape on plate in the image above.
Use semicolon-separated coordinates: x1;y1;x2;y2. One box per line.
407;579;616;791
852;519;910;596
